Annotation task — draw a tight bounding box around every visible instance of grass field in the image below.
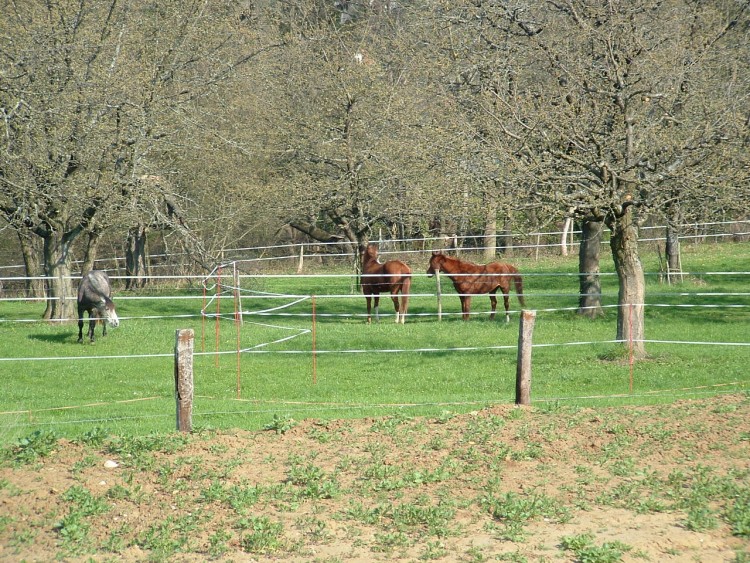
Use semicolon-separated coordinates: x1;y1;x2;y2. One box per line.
1;241;748;446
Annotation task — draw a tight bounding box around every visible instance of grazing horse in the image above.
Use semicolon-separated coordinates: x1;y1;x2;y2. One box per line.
77;270;119;343
426;251;525;322
360;243;412;324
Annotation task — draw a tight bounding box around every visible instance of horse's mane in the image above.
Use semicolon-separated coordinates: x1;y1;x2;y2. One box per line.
436;253;484;273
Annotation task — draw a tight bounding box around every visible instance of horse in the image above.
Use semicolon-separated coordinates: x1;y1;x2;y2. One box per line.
360;243;412;324
77;270;120;343
426;251;525;322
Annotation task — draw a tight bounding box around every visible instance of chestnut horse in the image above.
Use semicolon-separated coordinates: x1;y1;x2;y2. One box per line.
426;251;525;322
360;243;412;324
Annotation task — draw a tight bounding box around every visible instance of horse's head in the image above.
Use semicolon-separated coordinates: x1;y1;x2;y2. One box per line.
426;251;444;277
98;299;120;328
360;242;379;264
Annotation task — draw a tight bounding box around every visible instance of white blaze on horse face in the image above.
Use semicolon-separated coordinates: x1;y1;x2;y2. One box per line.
100;300;119;327
108;308;120;328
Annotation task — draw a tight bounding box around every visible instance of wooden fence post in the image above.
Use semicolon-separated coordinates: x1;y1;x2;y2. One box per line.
515;310;536;406
175;329;194;432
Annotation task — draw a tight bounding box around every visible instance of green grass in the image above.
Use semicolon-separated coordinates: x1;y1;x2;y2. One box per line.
0;242;748;445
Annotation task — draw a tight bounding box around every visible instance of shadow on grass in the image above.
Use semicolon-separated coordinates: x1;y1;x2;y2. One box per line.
28;332;76;344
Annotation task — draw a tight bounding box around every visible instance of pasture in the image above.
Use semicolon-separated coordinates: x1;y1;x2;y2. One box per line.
1;241;749;446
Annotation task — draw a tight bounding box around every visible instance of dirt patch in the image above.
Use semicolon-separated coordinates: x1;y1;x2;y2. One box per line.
1;395;749;561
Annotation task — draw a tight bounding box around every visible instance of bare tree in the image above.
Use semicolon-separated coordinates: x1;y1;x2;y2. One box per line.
0;1;257;318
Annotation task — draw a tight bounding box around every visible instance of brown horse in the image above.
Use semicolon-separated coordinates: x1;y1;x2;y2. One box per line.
426;251;525;322
360;243;412;324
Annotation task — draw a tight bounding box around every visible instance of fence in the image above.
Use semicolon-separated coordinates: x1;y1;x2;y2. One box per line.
1;220;748;289
1;262;748;442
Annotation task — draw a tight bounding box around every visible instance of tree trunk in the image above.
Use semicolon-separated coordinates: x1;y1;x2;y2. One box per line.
80;231;101;276
577;220;604;318
17;230;45;298
41;232;76;321
126;225;149;289
483;193;497;261
500;216;513;257
607;206;646;359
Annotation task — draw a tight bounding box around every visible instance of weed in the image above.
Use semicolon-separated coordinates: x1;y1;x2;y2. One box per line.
287;462;340;499
105;433;189;457
0;478;21;496
434;410;455;424
227;482;262;514
1;430;57;465
685;506;719;532
72;427;109;447
371;530;411;553
264;414;298;434
208;528;232;558
56;512;91;555
295;515;331;542
726;488;750;538
71;454;98;475
61;485;110;517
482;491;570;540
391;501;456;537
419;540;448;560
237;515;284;554
102;524;130;553
560;533;631;562
199;479;229;503
136;517;186;560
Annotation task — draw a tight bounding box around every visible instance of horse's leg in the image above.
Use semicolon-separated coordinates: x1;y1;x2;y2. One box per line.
503;289;511;323
374;295;381;322
102;318;107;337
489;290;498;321
390;290;400;323
461;296;471;320
400;278;410;324
77;314;84;343
88;314;97;343
365;295;373;323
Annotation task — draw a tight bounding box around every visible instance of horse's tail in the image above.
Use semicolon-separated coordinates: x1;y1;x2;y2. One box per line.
513;273;526;307
400;273;412;317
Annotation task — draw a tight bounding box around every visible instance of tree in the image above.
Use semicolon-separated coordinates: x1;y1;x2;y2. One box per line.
507;0;748;358
0;1;257;318
257;0;461;263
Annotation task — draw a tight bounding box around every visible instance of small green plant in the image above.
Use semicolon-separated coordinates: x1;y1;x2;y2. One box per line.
391;502;456;537
685;506;719;532
237;515;284;554
371;530;411;553
726;489;750;538
560;533;631;562
263;414;297;434
2;430;57;465
227;483;262;514
61;485;110;517
419;540;448;560
105;433;189;457
72;427;109;447
482;491;570;541
208;529;232;558
287;462;340;499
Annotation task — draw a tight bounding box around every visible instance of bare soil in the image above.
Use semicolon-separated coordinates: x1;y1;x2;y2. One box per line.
1;394;749;562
